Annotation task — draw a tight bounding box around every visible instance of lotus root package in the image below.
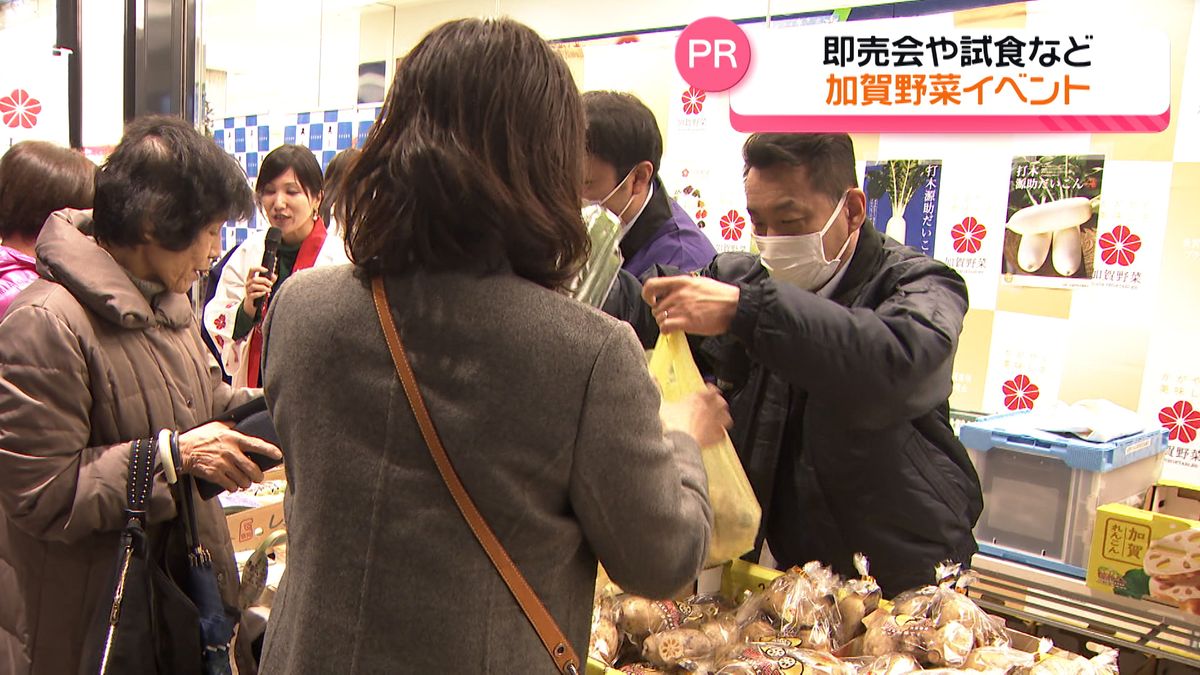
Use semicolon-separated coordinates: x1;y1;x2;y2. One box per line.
1086;500;1200;615
857;564;1009;668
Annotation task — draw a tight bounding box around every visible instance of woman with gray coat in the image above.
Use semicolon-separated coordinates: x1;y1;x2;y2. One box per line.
258;18;725;673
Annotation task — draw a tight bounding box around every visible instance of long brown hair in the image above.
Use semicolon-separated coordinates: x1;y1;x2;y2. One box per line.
338;18;589;290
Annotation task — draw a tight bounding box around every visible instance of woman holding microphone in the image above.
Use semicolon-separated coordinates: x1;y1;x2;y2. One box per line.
204;145;349;387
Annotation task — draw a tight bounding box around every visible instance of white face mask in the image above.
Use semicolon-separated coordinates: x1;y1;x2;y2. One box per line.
583;168;636;224
753;190;851;291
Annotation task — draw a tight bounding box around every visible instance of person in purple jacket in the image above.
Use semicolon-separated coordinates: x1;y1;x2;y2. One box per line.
582;91;716;277
0;141;95;319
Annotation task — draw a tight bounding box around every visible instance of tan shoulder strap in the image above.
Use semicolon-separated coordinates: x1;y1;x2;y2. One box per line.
370;276;580;675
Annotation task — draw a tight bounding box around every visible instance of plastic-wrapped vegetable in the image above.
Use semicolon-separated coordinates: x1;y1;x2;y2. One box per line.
742;619;777;643
570;205;624;307
859;608;910;657
589;602;622;666
932;586;1008;650
641;614;744;671
736;562;842;651
924;620;975;667
615;596;698;645
964;645;1037;672
619;665;672;675
1018;647;1119;675
686;594;738;625
836;553;881;644
642;628;716;670
716;641;855;675
590;568;625;665
843;653;922;675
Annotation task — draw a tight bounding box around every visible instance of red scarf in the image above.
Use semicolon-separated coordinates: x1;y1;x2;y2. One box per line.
246;218;329;388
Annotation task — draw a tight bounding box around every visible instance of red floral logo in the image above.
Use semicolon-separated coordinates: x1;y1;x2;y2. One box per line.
1097;225;1142;267
950;217;987;254
682;87;706;115
0;89;41;129
214;335;225;349
1160;401;1200;444
1002;374;1040;411
720;210;745;242
213;314;227;331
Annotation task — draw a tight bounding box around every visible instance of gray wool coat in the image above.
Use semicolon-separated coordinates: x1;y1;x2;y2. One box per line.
258;265;713;674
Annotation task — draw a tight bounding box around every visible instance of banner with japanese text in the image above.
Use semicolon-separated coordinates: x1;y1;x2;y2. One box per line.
720;27;1170;133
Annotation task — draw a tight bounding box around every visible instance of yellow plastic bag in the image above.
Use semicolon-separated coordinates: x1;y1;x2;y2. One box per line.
649;331;762;568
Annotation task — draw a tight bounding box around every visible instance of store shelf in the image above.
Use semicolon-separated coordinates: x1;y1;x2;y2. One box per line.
968;555;1200;667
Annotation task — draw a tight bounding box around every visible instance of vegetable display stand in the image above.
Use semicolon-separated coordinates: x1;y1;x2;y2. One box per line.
968;554;1200;669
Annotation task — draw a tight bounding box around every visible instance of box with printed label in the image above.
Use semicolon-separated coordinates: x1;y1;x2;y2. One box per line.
1086;495;1200;615
225;496;285;553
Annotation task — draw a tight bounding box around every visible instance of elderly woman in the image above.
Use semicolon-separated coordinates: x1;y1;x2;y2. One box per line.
0;116;282;675
259;17;725;673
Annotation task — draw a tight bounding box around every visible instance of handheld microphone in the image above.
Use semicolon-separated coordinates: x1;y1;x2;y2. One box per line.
254;227;283;315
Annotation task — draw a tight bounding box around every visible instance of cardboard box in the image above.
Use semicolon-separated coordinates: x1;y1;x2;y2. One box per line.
225;495;285;552
1086;487;1200;615
1144;480;1200;520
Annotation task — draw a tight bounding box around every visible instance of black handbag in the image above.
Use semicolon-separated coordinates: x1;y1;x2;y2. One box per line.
78;437;235;675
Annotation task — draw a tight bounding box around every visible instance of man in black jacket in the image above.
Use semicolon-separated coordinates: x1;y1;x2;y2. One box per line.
607;133;983;596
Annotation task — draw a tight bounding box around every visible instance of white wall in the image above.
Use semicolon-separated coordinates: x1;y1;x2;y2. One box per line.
201;0;897;118
81;0;125;149
359;4;396;85
318;7;361;109
391;0;893;54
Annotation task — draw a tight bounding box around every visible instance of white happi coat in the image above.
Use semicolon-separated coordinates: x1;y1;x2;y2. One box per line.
203;224;350;387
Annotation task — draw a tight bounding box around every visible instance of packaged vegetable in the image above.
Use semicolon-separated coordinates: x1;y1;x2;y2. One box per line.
836;554;882;644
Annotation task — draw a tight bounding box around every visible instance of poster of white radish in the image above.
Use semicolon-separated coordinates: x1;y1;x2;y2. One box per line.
1002;155;1105;288
862;160;943;258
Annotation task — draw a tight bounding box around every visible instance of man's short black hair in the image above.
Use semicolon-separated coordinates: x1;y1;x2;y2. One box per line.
582;91;663;178
742;133;859;204
93;115;254;252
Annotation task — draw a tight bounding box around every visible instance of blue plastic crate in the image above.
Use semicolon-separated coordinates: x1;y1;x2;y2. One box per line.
962;410;1168;576
960;411;1168;473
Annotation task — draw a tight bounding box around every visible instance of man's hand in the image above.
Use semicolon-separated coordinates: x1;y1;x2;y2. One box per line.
178;421;283;492
642;276;740;336
660;385;733;448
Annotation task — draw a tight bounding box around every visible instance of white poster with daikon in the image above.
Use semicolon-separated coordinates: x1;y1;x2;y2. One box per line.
1000;154;1106;289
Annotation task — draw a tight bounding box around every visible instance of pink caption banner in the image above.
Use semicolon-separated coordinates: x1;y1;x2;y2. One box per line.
728;110;1172;134
676;19;1172;134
